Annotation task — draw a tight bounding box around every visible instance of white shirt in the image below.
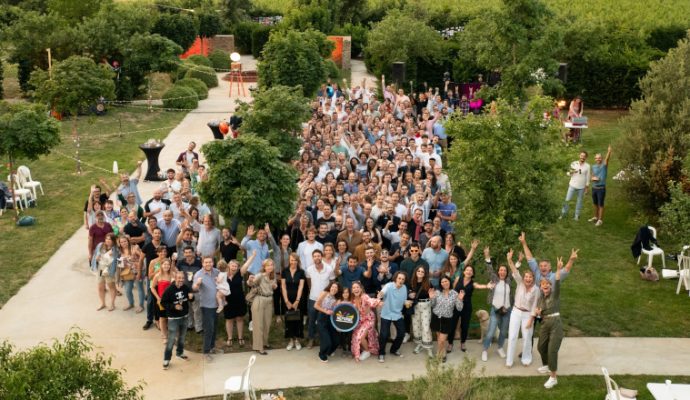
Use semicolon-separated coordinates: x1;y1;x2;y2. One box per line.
296;240;324;273
568;161;591;190
306;263;335;300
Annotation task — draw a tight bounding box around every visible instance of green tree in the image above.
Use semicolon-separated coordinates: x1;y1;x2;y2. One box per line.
258;29;334;97
0;59;3;99
47;0;105;23
364;10;444;84
120;33;183;100
455;0;564;100
659;180;690;244
152;12;199;51
0;330;142;399
283;2;335;34
618;34;690;210
237;85;311;161
223;0;251;24
199;135;298;228
0;102;60;217
30;55;115;174
445;96;561;247
197;10;223;52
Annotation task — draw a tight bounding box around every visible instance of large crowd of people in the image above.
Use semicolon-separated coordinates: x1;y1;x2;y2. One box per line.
84;76;585;389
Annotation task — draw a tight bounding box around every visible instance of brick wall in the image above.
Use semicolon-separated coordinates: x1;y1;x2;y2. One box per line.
209;35;235;54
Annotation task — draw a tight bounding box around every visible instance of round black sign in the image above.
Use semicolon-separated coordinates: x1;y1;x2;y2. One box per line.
330;302;360;332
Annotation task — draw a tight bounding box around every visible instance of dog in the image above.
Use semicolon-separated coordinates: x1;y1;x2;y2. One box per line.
476;309;490;344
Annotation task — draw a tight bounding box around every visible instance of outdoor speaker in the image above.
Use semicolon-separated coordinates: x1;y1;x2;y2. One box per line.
392;62;406;86
558;63;568;83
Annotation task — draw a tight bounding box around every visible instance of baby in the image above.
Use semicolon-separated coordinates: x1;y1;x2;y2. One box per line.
216;260;231;313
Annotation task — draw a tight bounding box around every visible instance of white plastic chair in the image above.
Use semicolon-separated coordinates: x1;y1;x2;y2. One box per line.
223;354;257;400
602;367;637;400
637;226;665;270
676;247;690;296
17;165;44;199
8;175;31;209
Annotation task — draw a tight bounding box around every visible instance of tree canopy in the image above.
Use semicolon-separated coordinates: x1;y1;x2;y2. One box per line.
199;135;298;229
445;96;562;247
618;33;690;210
258;29;334;97
152;12;198;52
237;85;311;162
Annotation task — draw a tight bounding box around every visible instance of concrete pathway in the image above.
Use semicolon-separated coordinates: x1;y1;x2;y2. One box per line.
1;58;689;400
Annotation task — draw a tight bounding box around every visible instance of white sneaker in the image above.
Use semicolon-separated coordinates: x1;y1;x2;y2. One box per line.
588;217;598;222
481;350;488;362
537;365;550;374
286;341;294;351
544;377;558;389
595;219;603;226
295;341;302;351
360;351;371;361
505;362;513;368
497;348;506;358
248;321;253;332
413;344;423;354
403;333;410;343
573;215;579;221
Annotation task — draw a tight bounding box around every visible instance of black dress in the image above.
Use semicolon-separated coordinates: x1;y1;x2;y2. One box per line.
282;268;306;338
224;272;247;319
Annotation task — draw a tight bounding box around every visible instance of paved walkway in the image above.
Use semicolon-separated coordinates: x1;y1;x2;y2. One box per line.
1;59;689;399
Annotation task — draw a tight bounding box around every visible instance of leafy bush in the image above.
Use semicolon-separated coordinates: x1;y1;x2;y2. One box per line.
175;78;208;100
187;54;212;68
173;61;192;82
0;330;143;399
162;85;199;110
0;59;3;99
446;96;561;248
406;357;513;400
184;64;218;88
233;21;258;54
208;49;231;70
251;24;272;58
258;29;333;97
283;4;334;34
619;34;690;210
152;12;198;51
324;59;340;80
659;181;690;244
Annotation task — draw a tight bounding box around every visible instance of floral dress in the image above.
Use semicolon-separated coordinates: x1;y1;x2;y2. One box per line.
351;294;381;360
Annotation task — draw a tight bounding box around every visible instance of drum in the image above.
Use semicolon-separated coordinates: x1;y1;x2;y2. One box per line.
330;302;360;333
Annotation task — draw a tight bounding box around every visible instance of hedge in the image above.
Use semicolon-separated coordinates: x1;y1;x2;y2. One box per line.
233;21;258;54
184;64;218;88
175;78;208;100
162;85;198;110
187;54;212;68
208;49;230;71
0;59;4;99
251;25;272;59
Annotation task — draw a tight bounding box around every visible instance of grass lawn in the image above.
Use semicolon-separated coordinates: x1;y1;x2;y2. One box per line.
191;375;690;400
0;106;187;308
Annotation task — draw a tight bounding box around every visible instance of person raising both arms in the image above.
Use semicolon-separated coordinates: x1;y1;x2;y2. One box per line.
536;257;568;389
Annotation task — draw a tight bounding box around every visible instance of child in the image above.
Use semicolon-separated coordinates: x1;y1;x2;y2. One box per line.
339;287;353;357
216;260;231;313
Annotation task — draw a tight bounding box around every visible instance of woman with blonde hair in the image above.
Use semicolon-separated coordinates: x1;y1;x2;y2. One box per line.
117;235;144;312
244;257;278;355
91;233;119;311
506;249;539;368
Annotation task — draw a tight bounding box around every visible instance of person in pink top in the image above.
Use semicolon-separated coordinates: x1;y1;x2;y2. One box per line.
350;281;381;362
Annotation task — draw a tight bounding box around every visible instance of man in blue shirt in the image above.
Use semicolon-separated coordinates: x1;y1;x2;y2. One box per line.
240;225;270;275
422;236;449;288
588;145;612;227
435;191;457;233
336;256;365;289
377;271;409;362
192;257;222;361
518;232;578;285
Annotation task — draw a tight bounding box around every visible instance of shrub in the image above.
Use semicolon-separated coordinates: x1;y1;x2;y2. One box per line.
659;180;690;244
233;21;258;54
187;54;212;68
184;64;218;88
324;59;340;80
208;49;231;71
406;357;513;400
0;59;3;99
251;25;272;58
173;61;192;82
152;12;198;51
0;330;143;399
175;78;208;100
162;85;198;110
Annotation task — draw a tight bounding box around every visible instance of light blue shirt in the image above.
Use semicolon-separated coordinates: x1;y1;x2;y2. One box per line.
119;179;142;205
527;258;569;286
241;236;270;275
592;164;608;188
422;247;449;288
380;282;407;321
193;267;219;308
437;201;457;233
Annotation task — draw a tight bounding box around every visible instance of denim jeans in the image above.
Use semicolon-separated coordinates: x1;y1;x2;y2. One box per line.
164;317;188;361
483;306;511;350
561;185;585;218
378;317;405;356
123;279;145;308
307;299;318;339
201;307;217;353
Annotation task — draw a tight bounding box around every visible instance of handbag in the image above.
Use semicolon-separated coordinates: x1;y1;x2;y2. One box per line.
245;287;258;304
405;285;425;316
285;309;302;322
